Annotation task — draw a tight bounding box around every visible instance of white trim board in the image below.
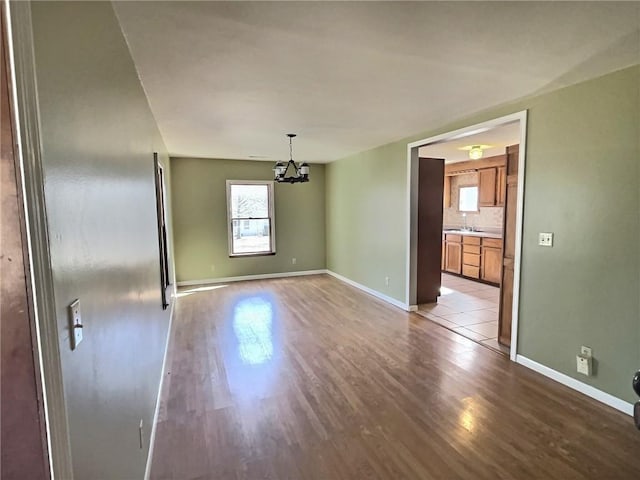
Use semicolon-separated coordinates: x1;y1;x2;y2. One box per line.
144;299;176;480
178;269;417;313
177;269;327;287
516;355;634;416
7;2;74;477
326;270;414;312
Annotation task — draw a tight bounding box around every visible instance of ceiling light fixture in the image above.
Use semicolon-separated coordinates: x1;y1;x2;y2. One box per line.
273;134;309;183
460;144;492;159
468;145;484;160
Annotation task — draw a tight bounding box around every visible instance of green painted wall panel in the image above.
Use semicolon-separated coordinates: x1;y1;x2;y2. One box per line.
171;158;326;281
326;142;407;300
327;65;640;403
31;1;174;478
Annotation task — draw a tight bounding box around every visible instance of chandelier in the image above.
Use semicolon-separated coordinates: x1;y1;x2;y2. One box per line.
273;134;309;183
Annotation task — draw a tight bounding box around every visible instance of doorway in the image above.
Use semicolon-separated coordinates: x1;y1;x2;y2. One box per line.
406;112;527;361
1;5;50;475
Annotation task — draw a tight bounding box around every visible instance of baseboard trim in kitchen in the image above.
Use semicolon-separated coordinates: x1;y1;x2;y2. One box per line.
176;270;327;287
326;270;414;312
516;355;633;416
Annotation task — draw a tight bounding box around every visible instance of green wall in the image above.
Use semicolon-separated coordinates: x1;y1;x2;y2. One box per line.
31;2;174;478
327;65;640;403
171;158;326;282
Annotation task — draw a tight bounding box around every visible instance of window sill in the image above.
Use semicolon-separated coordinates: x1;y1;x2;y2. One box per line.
229;252;276;258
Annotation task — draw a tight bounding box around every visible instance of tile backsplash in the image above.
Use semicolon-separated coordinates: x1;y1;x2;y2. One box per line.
444;172;503;231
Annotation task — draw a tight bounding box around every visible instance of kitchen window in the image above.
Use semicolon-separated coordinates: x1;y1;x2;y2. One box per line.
226;180;275;256
458;185;479;212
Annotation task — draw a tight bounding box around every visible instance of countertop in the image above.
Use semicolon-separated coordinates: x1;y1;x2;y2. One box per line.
443;229;503;239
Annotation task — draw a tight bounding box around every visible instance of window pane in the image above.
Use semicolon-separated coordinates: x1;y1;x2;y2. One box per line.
459;186;478;212
231;219;271;254
231;184;269;218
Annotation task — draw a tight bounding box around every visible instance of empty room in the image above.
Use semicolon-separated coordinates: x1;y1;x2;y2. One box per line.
1;1;640;479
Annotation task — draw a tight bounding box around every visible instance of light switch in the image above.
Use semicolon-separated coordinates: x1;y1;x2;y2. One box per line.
68;299;83;350
538;232;553;247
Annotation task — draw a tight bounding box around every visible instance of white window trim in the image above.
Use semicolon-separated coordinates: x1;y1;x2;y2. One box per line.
226;180;276;257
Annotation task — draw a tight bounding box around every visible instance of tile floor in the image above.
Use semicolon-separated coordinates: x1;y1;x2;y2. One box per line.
417;273;509;354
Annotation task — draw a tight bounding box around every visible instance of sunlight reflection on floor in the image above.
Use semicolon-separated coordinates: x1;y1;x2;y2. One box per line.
176;284;228;298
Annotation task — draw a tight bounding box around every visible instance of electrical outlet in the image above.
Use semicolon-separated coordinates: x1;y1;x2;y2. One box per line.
385;276;390;286
581;346;592;357
292;257;297;265
538;232;553;247
577;354;592;376
68;299;83;350
210;264;216;272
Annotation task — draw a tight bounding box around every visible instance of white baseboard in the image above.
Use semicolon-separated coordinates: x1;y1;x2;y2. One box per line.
144;299;176;480
326;270;412;312
516;355;634;416
177;269;327;287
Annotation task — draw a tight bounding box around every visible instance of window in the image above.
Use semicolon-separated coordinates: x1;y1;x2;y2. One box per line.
458;185;478;212
227;180;275;256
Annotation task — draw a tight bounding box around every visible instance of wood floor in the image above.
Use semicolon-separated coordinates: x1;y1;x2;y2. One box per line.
150;274;640;479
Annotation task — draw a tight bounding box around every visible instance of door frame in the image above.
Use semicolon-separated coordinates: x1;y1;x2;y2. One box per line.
5;1;74;477
405;110;528;361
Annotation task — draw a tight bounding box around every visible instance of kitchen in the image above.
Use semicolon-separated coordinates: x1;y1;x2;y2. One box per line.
416;122;520;354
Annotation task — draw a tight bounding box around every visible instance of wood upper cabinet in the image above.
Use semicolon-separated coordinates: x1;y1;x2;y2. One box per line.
443;175;452;208
496;166;506;206
478;167;497;206
444;235;462;274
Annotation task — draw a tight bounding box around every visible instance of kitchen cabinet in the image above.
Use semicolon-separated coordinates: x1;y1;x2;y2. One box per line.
462;236;481;279
443;175;451;208
496;166;506;206
478;168;497;206
444;234;462;274
442;233;503;286
481;245;502;284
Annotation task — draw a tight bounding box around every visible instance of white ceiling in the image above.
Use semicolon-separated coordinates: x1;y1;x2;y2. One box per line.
419;122;521;164
113;1;640;163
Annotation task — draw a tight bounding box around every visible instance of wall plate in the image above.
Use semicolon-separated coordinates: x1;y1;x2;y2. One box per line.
576;354;591;376
68;299;83;350
538;232;553;247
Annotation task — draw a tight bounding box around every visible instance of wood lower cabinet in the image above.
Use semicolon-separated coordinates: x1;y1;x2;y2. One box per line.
462;236;481;278
442;233;503;286
481;246;502;284
444;235;462;274
462;264;480;279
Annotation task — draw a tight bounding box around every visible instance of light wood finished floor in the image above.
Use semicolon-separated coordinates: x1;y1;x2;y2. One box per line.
151;275;640;479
